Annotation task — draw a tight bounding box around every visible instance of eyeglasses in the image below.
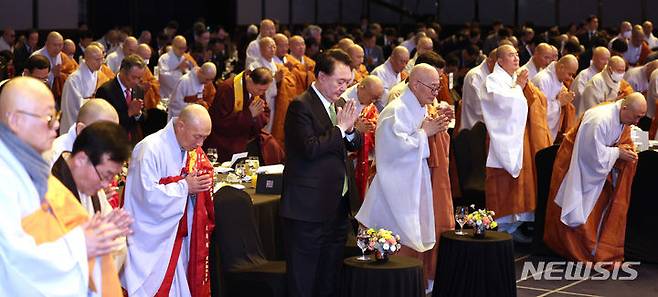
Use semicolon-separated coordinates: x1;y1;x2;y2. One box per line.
90;160;114;184
417;80;442;94
14;110;61;129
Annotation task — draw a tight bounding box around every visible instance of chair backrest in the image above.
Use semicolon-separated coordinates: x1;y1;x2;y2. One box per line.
533;144;559;253
142;108;168;137
213;186;268;271
467;122;487;191
625;150;658;263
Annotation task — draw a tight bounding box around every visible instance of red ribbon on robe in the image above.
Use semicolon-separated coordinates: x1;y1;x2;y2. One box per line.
355;104;379;200
155;147;215;297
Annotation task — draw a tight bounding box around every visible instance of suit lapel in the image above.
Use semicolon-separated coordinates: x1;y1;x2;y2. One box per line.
113;78;128;112
308;87;333;129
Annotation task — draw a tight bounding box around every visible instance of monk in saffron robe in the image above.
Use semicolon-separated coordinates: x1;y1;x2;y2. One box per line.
271;34;302;147
347;44;369;85
137;43;161;109
544;93;644;262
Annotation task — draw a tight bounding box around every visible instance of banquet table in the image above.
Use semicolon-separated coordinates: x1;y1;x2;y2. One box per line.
341;255;424;297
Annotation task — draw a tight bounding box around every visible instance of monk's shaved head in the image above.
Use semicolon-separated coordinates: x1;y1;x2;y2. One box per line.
172;35;187;57
409;63;440;105
497;44;520;74
289;35;306;58
77;99;119;125
175;104;212;150
390;46;410;73
258;37;276;60
137;43;152;60
592;46;611;72
45;31;64;57
347;44;364;68
608;56;626;73
0;77;58;153
645;60;658;78
533;43;553;68
91;41;106;54
273;33;289;58
83;44;103;71
556;54;579;83
338;38;355;52
273;33;288;45
123;36;138;56
260;19;276;38
557;54;578;68
197;62;217;84
621;92;647;125
416;37;434;55
357;75;384;105
63;39;76;56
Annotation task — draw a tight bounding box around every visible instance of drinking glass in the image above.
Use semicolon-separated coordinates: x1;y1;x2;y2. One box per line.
355;228;371;261
207;148;218;165
455;206;468;235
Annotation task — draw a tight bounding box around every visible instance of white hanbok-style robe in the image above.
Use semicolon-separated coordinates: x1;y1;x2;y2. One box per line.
167;69;204;121
355;85;435;252
122;120;194;297
623;66;649;94
59;61;98;133
0;138;89;296
370;60;402;111
554;100;624;227
158;49;190;100
646;70;658;119
460;60;490;131
578;71;621;116
571;65;598;109
105;49;125;74
520;57;541;81
531;62;564;141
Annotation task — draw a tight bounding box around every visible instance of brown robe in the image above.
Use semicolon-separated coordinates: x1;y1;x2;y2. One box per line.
485;81;550;219
141;67;161;109
543;115;637;262
271;63;300;147
204;75;270;162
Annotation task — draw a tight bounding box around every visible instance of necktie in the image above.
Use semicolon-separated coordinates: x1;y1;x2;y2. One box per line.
328;103;349;196
125;88;132;106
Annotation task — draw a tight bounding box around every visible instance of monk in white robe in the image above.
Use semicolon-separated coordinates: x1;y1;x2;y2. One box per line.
158;36;197;100
248;36;281;133
356;64;451;289
571;47;610;105
460;49;496;131
123;105;215;297
59;45;103;133
0;77;130;297
519;43;552;81
370;46;409;111
167;62;217;120
245;19;276;67
105;36;138;74
578;56;634;115
404;36;433;74
623;61;658;95
530;56;579;142
544;93;645;262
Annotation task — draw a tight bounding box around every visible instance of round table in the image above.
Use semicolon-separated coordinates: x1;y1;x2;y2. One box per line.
341;255;424;297
433;230;516;297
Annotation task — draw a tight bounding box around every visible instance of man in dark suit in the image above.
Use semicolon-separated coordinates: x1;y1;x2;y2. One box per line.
362;31;385;72
12;29;39;75
96;54;146;143
280;49;361;297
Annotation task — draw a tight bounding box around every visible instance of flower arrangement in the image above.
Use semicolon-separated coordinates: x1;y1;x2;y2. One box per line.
466;205;497;237
359;228;402;262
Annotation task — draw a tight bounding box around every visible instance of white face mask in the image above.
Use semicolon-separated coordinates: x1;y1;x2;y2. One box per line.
610;70;625;82
623;31;632;39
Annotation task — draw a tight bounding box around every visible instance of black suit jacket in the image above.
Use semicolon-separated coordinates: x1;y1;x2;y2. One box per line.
95;77;145;136
280;88;362;222
12;44;32;75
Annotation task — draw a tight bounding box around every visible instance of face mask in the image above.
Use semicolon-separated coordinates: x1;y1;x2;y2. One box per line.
623;31;632;39
610;71;624;82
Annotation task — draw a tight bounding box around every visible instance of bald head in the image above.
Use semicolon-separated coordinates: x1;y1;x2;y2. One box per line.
608;55;626;73
632;24;645;46
347;44;364;68
289;35;306;58
172;35;187;57
555;54;579;83
409;64;440;105
621;92;647;125
533;43;553;68
196;62;217;84
644;60;658;78
592;46;611;72
259;36;276;60
338;38;354;52
77;99;119;125
123;36;138;56
620;21;632;34
137;43;152;60
497;44;520;74
416;37;434;56
45;31;64;57
175;104;212;150
260;19;276;38
0;77;58;153
486;48;498;72
63;39;76;56
390;46;410;73
273;33;289;58
83;44;103;71
357;75;384;105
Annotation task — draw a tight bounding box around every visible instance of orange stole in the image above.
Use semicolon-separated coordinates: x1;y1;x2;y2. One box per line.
22;176;122;297
285;54;316;93
52;53;79;106
271;63;299;146
351;64;369;85
543;118;636;262
485;82;548;219
96;64;116;90
141;67;161;109
619;80;635;98
354;104;378;200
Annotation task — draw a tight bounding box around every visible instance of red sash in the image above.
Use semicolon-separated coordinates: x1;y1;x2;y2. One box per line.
355;104;378;200
155;147;215;297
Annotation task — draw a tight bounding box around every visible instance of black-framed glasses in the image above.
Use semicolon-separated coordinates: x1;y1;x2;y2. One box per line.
89;160;113;184
417;80;442;94
14;110;61;129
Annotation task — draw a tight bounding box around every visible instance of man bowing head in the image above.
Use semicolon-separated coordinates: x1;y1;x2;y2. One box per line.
123;104;215;297
280;48;362;297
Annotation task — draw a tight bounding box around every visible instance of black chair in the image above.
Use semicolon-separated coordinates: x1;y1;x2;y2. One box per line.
452;122;487;209
637;116;652;132
532;144;559;255
142;108;168;137
210;186;287;297
625;150;658;263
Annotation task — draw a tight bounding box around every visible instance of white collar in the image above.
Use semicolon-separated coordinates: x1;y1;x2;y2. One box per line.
311;82;332;110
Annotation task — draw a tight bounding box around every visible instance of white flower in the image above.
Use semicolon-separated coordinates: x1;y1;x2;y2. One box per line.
476;220;482;225
383;243;390;250
390;245;396;252
379;238;386;243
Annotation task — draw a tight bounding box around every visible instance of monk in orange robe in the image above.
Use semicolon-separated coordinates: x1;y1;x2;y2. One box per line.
347;44;369;85
136;43;162;109
544;94;644;262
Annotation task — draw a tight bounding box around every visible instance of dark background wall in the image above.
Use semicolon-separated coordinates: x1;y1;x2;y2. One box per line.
0;0;656;33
